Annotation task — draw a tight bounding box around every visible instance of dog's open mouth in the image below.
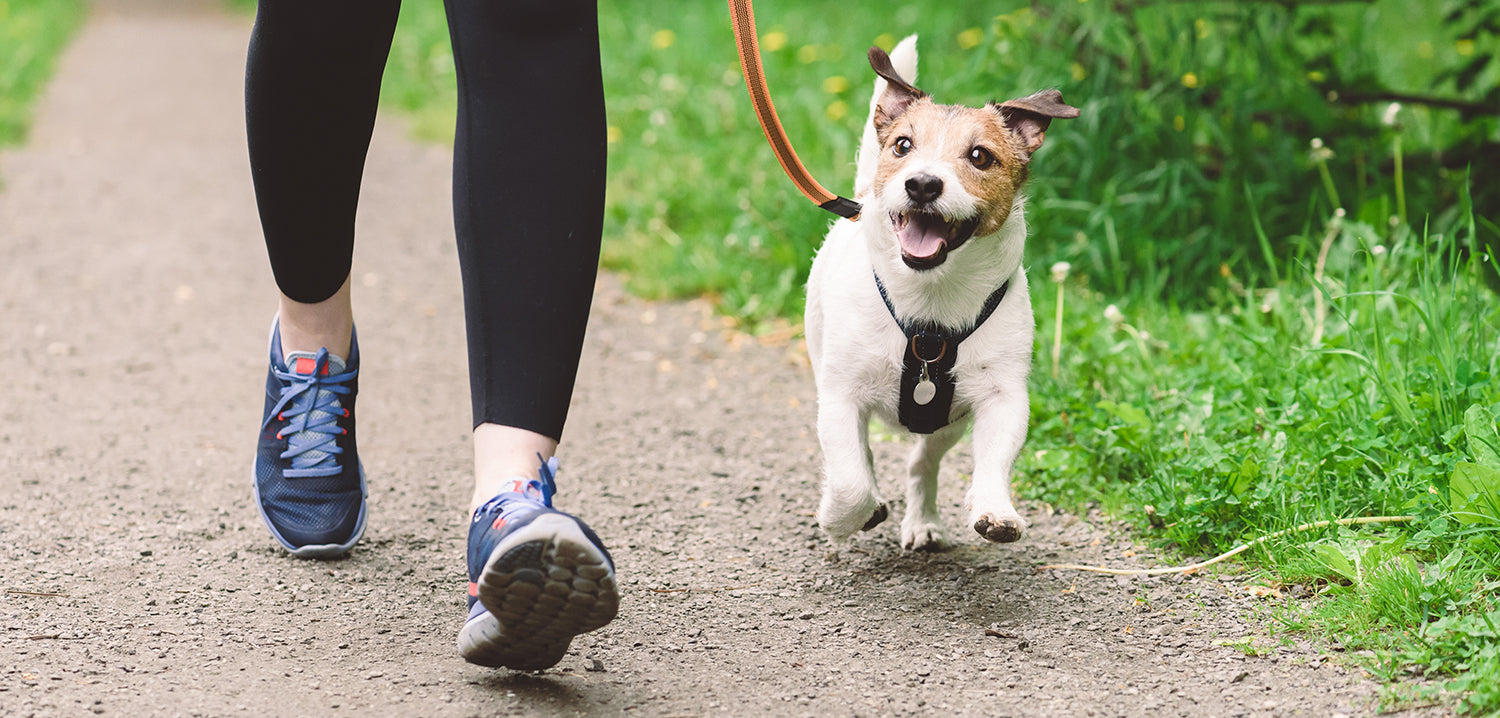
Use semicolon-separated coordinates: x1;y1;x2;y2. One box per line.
892;211;981;270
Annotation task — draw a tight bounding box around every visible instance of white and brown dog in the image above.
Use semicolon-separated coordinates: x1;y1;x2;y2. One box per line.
805;36;1078;551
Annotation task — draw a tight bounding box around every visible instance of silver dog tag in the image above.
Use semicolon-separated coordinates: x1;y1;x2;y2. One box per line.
913;361;937;405
913;379;936;405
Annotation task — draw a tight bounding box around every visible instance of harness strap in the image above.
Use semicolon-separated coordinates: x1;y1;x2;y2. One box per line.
874;274;1011;345
728;0;862;220
874;272;1010;433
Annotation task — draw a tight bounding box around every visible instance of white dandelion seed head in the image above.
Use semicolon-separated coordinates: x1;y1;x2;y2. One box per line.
1050;261;1072;283
1382;102;1402;127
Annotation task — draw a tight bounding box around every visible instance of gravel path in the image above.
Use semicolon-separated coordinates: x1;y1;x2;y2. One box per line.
0;2;1443;716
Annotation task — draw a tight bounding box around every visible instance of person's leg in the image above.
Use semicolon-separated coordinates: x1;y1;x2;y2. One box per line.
247;0;400;359
445;0;616;670
445;0;606;506
246;0;400;557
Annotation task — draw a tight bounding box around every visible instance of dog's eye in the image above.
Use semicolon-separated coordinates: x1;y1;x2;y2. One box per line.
968;147;996;169
893;137;913;157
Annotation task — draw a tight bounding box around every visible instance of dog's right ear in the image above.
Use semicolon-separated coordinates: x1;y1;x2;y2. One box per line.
869;46;926;137
995;89;1081;158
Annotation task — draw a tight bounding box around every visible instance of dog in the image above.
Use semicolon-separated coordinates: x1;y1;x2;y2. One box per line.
805;36;1079;551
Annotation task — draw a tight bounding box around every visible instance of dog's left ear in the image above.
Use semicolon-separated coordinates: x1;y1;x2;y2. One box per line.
869;47;927;136
994;89;1080;160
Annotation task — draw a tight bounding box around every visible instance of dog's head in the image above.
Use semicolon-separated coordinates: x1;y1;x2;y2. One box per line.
866;47;1078;271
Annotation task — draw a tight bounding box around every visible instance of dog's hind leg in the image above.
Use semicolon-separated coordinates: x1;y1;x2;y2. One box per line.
966;390;1031;543
816;399;889;540
901;420;965;551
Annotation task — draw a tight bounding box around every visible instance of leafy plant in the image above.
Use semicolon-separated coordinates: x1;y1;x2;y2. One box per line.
0;0;86;149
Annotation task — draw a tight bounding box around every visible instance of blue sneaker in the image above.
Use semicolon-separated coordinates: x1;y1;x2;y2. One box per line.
458;457;619;670
252;320;367;558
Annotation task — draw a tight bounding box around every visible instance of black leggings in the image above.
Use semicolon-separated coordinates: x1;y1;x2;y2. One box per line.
245;0;605;441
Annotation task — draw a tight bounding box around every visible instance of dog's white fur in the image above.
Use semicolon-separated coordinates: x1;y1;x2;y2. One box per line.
805;36;1048;551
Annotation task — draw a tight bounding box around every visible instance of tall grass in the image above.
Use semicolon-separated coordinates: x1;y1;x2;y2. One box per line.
0;0;86;149
1025;172;1500;710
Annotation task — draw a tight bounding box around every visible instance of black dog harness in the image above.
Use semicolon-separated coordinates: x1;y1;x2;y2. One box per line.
874;273;1010;434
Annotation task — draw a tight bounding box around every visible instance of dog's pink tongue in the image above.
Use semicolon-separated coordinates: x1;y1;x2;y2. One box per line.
898;214;947;260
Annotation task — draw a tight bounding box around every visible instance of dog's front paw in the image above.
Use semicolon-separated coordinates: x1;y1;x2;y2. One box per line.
900;521;949;552
972;512;1027;543
818;492;889;540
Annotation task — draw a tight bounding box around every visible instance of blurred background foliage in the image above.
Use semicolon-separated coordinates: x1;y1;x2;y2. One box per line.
370;0;1497;317
0;0;85;149
977;0;1499;301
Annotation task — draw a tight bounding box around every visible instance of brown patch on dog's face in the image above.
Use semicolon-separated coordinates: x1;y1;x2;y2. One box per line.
872;100;1030;240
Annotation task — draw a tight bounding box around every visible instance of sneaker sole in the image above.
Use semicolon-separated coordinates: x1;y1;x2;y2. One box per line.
250;459;367;559
458;513;619;670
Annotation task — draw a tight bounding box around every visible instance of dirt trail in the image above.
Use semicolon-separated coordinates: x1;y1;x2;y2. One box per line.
0;2;1440;717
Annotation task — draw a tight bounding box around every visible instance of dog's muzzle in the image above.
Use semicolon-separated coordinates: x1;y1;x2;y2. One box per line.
892;210;980;270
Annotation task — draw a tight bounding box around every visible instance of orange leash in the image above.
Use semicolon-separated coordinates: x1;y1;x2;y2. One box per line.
727;0;862;220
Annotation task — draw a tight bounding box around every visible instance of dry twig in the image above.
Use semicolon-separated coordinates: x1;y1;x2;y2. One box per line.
1039;515;1415;576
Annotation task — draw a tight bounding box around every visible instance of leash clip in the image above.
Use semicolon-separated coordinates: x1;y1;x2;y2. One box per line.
730;0;863;220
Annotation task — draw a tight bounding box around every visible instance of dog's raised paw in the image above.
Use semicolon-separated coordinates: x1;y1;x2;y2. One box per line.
973;513;1026;543
861;502;890;531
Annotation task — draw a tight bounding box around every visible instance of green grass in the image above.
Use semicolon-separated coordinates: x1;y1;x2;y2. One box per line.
0;0;86;148
1026;196;1500;712
359;0;1500;711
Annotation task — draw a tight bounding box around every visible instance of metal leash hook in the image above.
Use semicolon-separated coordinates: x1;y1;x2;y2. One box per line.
728;0;862;220
909;335;946;405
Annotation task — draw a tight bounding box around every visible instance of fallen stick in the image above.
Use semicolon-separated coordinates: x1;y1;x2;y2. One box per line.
1039;515;1416;576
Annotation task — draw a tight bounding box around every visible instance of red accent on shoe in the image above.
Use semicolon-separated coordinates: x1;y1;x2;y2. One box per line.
467;581;479;598
293;356;317;375
491;516;507;531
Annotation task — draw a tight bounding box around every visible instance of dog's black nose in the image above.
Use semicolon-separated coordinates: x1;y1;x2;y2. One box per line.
905;174;943;205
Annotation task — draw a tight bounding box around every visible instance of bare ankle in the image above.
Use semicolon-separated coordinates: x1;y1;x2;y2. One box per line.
277;279;354;359
471;424;559;512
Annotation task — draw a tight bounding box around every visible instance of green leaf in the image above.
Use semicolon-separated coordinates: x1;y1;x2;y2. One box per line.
1313;542;1359;583
1097;400;1150;429
1464;405;1500;469
1450;461;1500;526
1361;534;1408;571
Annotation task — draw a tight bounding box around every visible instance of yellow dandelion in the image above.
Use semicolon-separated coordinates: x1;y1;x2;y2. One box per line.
822;75;850;94
874;33;896;51
1070;62;1087;82
1173;115;1185;132
762;30;788;52
1456;39;1475;56
651;29;675;50
798;45;819;64
607;126;623;144
1307;70;1325;83
1181;72;1199;89
957;27;984;50
826;101;848;121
